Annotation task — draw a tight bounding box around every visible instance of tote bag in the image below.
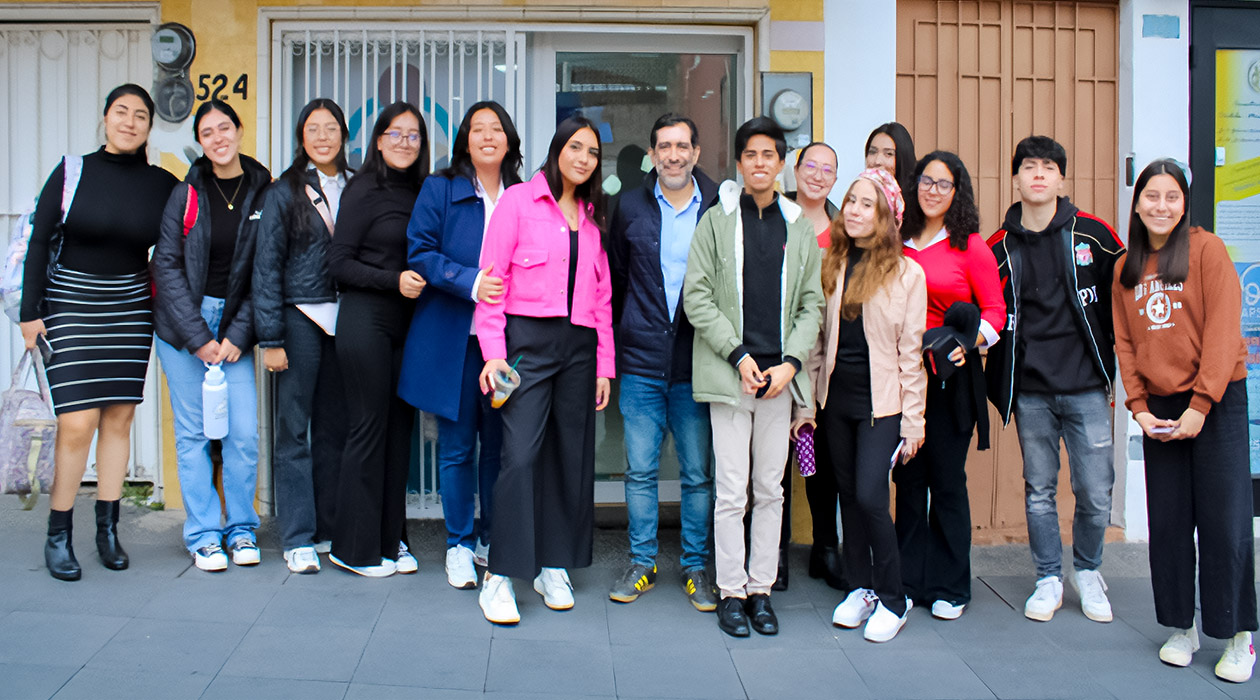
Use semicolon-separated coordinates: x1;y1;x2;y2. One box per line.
0;349;57;509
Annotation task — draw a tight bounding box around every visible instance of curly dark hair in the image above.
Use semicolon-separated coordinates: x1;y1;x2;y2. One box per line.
901;150;979;250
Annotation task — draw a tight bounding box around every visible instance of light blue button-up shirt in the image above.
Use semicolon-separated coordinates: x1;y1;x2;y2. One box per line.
655;176;703;322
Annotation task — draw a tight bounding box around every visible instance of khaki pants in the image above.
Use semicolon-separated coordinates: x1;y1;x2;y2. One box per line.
710;391;791;598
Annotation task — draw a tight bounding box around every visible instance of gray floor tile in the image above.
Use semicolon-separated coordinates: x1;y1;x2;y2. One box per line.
345;685;482;700
199;676;349;700
485;638;615;696
50;667;212;700
218;623;372;682
719;601;842;650
373;585;492;639
731;647;871;700
0;663;78;700
353;630;489;690
489;591;610;644
255;583;388;629
1082;649;1233;700
955;648;1115;699
83;617;248;675
133;576;277;625
611;641;745;699
846;647;996;700
605;591;727;647
15;571;166;618
0;611;128;667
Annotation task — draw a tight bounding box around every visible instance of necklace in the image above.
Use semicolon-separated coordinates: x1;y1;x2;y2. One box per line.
212;175;244;211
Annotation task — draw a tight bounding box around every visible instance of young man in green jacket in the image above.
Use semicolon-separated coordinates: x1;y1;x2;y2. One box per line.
682;117;824;638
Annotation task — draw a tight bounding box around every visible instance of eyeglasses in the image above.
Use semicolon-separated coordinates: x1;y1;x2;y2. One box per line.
917;174;955;194
800;160;836;178
384;130;421;146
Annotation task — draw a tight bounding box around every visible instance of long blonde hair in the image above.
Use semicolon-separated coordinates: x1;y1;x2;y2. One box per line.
822;178;904;320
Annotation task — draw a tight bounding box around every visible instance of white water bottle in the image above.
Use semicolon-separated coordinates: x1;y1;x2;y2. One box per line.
202;363;229;440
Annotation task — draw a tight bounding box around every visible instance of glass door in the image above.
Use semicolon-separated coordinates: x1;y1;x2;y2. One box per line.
528;29;752;502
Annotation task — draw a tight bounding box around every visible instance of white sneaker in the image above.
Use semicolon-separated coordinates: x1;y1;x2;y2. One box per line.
473;538;490;567
446;545;477;589
193;544;228;572
1159;624;1200;667
284;546;321;574
313;540;332;554
479;573;520;624
1024;575;1063;621
1072;569;1113;623
329;553;397;578
229;539;261;566
931;600;966;620
1216;632;1256;683
864;599;912;643
832;588;878;628
395;542;418;574
533;567;575;610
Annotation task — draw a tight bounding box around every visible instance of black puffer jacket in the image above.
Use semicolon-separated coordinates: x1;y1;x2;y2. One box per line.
153;155;270;353
252;169;341;348
609;168;719;383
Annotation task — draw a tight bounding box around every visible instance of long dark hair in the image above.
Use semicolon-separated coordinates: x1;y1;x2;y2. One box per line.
191;99;243;181
865;122;916;195
279;98;350;245
103;83;156;158
355;101;429;189
901;150;979;250
1118;159;1191;288
540;115;607;243
439;100;523;188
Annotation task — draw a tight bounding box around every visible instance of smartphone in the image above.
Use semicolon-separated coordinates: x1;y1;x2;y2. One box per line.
889;439;906;470
754;378;770;398
36;334;54;364
1149;425;1174;435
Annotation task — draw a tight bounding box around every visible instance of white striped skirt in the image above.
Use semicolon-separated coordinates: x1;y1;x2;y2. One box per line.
44;267;153;415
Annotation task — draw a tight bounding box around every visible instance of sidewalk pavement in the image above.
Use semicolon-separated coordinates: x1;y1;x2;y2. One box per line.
1;494;1257;700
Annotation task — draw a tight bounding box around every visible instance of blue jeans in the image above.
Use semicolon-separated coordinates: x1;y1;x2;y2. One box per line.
437;337;503;549
154;297;260;553
1014;389;1114;578
619;373;712;570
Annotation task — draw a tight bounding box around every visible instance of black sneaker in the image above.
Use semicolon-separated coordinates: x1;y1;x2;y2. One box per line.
609;562;657;603
682;567;718;612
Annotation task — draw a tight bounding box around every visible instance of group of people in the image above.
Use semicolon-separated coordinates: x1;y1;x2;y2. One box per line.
15;82;1256;683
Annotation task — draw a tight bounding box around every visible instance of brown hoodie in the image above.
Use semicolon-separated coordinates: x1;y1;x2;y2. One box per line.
1111;226;1246;416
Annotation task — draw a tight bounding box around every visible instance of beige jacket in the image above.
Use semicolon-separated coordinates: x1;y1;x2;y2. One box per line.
797;254;929;439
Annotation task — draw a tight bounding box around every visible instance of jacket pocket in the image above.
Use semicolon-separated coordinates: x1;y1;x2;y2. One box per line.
510;248;549;301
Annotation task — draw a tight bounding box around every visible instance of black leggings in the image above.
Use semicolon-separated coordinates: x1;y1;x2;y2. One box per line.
828;410;905;615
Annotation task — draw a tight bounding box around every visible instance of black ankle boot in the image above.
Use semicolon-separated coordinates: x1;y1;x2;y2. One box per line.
808;544;847;591
45;508;81;581
95;500;129;570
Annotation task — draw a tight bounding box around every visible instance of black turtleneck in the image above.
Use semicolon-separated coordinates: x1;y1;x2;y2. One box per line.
328;167;423;293
21;147;178;321
737;192;786;371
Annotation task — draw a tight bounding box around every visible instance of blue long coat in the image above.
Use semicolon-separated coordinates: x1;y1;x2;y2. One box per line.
398;174;487;420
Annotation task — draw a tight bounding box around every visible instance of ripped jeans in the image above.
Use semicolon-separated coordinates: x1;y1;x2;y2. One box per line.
1014;389;1115;579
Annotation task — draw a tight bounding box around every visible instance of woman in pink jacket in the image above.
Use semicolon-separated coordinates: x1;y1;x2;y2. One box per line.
473;116;614;625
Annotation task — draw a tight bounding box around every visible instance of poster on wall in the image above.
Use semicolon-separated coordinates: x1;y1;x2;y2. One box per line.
1216;49;1260;474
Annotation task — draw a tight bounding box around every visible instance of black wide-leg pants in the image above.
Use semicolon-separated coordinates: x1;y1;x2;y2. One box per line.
1144;380;1258;639
329;290;415;567
488;315;597;580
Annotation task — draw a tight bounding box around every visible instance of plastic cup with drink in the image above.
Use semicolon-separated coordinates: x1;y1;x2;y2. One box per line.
490;355;523;409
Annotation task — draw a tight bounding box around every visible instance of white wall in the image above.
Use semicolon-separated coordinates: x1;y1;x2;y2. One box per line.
823;0;896;188
1115;0;1192;542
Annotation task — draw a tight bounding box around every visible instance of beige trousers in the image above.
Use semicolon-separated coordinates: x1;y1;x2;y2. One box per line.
710;391;791;598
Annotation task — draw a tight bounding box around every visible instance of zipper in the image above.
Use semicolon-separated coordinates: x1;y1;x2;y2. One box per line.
1004;236;1018;422
1066;219;1113;403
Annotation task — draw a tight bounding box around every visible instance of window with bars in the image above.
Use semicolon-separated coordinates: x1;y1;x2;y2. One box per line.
276;28;523;172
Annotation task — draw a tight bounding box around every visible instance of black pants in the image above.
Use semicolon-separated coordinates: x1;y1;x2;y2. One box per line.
488;315;597;580
273;306;346;550
828;410;905;615
895;374;974;606
1144;380;1258;639
330;290;416;567
780;405;839;549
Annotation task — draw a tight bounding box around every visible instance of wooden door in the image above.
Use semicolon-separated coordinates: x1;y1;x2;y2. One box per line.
895;0;1119;540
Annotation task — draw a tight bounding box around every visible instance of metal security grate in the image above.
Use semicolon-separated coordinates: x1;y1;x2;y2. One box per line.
275;27;525;172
